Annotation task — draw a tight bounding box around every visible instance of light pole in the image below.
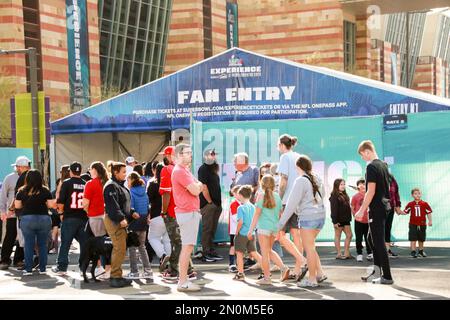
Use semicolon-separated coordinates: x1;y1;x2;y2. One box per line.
0;47;41;173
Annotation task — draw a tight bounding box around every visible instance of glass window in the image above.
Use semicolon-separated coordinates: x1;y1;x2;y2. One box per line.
132;63;142;87
121;61;132;90
135;40;145;62
343;21;356;73
127;25;137;38
139;3;149;28
143;64;151;83
124;37;135;61
128;1;138;26
138;28;146;40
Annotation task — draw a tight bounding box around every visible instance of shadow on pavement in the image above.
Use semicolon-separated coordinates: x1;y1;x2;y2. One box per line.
392;285;448;300
244;279;375;300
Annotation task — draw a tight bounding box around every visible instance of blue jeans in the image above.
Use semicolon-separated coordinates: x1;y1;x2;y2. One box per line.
20;215;52;272
57;218;88;271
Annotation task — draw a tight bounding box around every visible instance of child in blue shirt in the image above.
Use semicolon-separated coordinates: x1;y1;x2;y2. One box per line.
233;185;262;281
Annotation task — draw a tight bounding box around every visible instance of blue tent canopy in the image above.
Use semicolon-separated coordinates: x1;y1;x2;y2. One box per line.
51;47;450;135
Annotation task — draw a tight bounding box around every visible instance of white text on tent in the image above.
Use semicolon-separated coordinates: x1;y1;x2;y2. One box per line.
177;86;296;104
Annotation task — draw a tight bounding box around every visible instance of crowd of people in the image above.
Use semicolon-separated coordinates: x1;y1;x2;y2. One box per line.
0;135;433;291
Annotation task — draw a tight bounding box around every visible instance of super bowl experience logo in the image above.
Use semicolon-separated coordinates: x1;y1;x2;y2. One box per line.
210;54;262;79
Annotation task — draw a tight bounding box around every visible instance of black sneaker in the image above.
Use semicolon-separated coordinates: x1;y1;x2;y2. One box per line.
388;250;398;258
244;258;256;268
257;272;272;280
208;250;224;261
0;262;10;270
110;277;132;288
418;250;427;257
411;250;417;258
202;254;216;262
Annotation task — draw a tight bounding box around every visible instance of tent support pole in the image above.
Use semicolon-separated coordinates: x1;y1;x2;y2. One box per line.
112;132;119;161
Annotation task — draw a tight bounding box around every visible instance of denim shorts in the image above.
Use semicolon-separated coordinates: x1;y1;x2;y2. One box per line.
257;229;278;237
299;218;325;230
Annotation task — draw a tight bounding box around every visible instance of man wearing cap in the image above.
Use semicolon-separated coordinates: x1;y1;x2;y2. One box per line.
0;156;29;269
52;161;88;275
125;156;138;176
198;149;223;262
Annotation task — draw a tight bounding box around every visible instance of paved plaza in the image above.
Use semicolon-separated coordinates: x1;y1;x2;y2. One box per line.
1;241;449;300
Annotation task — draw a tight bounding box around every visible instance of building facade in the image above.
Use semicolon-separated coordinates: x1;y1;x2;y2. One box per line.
0;0;101;145
98;0;173;92
164;0;450;98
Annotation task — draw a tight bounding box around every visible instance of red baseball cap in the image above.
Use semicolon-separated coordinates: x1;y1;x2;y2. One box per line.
159;146;175;156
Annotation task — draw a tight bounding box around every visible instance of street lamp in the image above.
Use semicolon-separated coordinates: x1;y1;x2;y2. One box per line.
0;47;41;173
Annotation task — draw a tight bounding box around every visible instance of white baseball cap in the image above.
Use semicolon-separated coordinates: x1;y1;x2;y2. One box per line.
125;156;136;164
11;156;31;167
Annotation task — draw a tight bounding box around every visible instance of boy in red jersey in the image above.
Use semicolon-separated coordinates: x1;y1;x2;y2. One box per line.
403;188;432;258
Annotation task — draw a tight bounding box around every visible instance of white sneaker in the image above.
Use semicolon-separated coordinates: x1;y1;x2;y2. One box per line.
361;266;381;282
98;271;110;280
366;254;373;261
270;264;280;272
248;262;261;271
141;271;154;280
125;272;140;280
256;277;272;285
356;255;363;262
95;266;105;277
177;281;201;292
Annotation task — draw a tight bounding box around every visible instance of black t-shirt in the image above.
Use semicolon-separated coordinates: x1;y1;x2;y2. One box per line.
365;159;390;211
198;163;222;208
16;188;52;216
57;177;87;219
147;179;162;219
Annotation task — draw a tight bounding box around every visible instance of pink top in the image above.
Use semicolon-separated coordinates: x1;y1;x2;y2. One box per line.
171;164;200;214
351;192;369;224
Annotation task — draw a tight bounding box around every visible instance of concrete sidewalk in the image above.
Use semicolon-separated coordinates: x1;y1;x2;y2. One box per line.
0;243;449;300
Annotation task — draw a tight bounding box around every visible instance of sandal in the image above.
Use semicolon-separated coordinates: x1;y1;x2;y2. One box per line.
297;265;308;282
316;274;327;283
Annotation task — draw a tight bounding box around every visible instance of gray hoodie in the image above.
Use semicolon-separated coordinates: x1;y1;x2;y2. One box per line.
277;174;326;230
0;172;19;217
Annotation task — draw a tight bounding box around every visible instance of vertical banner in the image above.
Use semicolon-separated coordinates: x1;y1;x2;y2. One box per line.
10;92;49;149
226;2;238;48
391;52;398;86
66;0;90;110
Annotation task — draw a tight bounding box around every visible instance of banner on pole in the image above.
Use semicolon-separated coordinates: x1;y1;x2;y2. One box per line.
66;0;91;111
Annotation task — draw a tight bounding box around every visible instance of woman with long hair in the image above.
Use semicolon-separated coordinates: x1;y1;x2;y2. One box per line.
15;170;56;275
83;161;110;279
330;179;353;259
279;155;327;288
147;162;171;271
248;175;289;285
276;134;307;279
